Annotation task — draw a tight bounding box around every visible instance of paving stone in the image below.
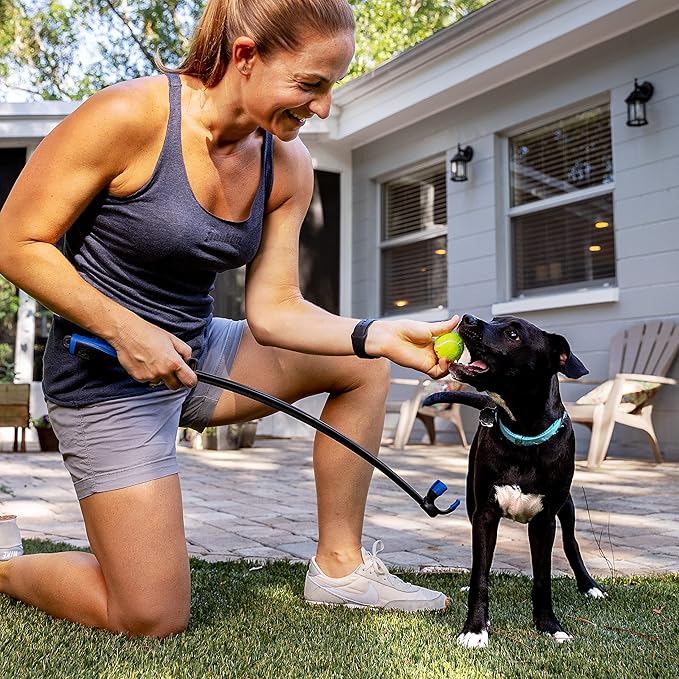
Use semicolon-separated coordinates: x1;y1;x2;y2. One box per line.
1;444;678;575
276;541;317;560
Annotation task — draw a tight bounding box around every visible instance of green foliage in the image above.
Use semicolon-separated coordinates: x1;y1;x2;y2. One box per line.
0;539;678;679
0;274;19;330
350;0;494;78
0;1;495;101
0;275;18;381
0;0;202;100
0;344;14;382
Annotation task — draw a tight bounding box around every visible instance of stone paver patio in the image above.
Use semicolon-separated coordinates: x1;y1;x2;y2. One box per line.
1;437;678;577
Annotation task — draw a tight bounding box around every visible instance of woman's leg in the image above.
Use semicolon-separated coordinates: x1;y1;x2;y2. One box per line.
209;326;448;611
209;326;392;577
0;474;190;637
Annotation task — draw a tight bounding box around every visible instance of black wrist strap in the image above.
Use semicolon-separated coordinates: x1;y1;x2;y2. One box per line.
351;319;377;359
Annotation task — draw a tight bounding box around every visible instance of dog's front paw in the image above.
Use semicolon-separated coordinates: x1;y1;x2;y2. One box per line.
549;631;574;643
584;586;607;599
457;630;489;648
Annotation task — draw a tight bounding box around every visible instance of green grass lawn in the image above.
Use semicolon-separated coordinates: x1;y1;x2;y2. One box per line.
0;540;677;679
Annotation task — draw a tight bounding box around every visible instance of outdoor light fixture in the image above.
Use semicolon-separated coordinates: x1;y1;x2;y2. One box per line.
450;144;474;182
625;79;654;127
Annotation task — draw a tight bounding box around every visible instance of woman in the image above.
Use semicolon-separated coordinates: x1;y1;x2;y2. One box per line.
0;0;458;636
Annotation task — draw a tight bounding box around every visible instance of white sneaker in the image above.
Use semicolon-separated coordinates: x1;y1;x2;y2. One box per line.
0;515;23;561
304;540;449;612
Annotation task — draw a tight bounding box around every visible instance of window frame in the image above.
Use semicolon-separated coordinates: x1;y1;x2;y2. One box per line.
498;99;618;310
377;157;449;319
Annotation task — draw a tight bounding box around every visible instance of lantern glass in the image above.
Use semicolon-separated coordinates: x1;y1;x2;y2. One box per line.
450;145;473;182
450;159;467;181
627;99;647;126
625;80;653;127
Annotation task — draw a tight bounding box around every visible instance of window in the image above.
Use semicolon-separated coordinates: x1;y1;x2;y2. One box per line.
508;104;615;297
380;162;448;315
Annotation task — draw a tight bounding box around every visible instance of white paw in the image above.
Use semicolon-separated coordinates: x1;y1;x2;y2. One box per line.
551;631;574;643
457;630;489;648
460;586;470;592
585;587;607;599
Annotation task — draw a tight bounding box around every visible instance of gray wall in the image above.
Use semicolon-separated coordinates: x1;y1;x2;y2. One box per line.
352;12;679;459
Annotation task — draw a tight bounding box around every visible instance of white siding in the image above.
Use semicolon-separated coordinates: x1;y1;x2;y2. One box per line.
353;11;679;458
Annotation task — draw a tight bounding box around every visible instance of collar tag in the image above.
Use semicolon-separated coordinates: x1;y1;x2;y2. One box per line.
479;407;496;428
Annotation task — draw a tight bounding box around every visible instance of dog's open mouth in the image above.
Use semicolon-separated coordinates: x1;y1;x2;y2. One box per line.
449;357;489;378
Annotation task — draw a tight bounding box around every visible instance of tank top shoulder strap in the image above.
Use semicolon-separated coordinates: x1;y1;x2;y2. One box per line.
262;130;275;203
151;73;185;183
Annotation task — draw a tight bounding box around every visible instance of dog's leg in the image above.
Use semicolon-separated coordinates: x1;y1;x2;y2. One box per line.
558;494;607;598
465;444;477;522
528;512;572;642
458;508;500;649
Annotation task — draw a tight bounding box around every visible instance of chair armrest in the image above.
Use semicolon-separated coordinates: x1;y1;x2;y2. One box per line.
390;378;427;386
614;373;676;385
558;376;602;385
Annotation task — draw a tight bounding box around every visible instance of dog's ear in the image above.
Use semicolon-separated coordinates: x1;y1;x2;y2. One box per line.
548;332;589;378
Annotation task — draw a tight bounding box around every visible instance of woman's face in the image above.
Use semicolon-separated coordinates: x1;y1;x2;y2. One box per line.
244;30;355;141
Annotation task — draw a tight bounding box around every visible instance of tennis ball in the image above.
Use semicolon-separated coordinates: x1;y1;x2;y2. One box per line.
434;331;465;362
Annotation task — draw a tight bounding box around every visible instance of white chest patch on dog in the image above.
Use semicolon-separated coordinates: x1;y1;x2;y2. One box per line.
494;485;544;523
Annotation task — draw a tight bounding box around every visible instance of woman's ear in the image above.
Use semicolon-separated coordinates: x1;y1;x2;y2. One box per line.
232;36;257;75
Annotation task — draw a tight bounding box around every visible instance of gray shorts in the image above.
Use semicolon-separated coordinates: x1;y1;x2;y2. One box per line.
47;318;246;500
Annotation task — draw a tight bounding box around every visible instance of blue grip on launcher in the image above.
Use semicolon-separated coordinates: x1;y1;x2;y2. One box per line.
430;479;448;498
423;479;461;515
66;334;117;359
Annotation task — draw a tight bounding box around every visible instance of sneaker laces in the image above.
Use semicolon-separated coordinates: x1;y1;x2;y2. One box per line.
361;540;416;591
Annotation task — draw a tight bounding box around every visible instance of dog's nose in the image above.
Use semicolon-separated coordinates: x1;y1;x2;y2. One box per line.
462;314;479;327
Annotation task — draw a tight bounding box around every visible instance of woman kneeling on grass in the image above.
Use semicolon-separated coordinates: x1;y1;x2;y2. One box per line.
0;0;458;636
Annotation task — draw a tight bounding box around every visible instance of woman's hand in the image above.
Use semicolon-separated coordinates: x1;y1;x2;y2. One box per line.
108;318;197;390
365;315;461;379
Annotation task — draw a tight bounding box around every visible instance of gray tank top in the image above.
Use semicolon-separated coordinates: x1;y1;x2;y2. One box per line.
43;73;274;406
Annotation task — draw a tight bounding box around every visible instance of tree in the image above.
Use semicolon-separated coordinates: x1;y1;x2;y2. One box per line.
349;0;493;79
0;1;201;100
0;0;494;101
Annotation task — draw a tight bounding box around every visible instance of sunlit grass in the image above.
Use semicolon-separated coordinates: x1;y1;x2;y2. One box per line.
0;539;676;678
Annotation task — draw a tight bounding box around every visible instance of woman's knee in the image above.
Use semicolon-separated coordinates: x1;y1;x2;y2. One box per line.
348;355;391;398
110;599;190;638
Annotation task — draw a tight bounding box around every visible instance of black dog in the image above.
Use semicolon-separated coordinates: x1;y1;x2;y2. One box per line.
423;314;605;648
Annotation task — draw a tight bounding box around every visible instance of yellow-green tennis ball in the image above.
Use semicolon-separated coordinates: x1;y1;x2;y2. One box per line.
434;331;465;362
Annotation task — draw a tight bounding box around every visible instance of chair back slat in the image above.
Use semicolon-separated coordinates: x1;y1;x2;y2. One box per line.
651;321;679;375
610;320;678;376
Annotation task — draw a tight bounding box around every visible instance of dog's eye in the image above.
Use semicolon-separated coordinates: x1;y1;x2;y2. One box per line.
505;328;520;341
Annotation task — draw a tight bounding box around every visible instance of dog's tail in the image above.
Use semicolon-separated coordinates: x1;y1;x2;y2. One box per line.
422;390;494;410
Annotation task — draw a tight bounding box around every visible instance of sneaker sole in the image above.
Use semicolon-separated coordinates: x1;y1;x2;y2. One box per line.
304;595;450;612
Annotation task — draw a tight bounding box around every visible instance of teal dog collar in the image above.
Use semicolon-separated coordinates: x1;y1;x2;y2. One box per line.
493;412;566;446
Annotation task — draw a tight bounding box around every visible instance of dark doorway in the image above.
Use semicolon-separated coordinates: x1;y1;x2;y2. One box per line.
0;148;27;381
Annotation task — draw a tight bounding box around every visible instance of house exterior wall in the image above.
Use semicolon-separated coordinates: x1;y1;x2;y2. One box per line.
351;11;679;458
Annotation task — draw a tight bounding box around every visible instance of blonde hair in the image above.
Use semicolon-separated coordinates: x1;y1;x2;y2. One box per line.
159;0;355;87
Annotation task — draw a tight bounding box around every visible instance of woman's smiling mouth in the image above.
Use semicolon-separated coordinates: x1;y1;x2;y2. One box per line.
287;110;308;125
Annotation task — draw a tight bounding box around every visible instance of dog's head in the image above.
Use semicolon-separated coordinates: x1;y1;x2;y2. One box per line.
447;314;588;394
